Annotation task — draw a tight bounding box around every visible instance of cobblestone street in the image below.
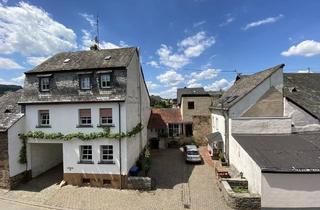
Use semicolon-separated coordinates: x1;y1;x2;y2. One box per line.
0;148;231;210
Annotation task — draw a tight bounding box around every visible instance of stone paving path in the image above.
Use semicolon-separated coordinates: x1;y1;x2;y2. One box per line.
0;147;232;210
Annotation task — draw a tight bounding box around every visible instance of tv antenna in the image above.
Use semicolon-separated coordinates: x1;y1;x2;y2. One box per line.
94;14;100;47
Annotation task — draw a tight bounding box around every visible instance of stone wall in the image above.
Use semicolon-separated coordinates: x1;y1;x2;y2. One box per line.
127;176;152;190
192;115;211;145
0;132;9;189
181;96;212;122
219;179;261;210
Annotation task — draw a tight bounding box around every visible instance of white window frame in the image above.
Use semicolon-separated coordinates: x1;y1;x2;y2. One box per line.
40;77;50;91
80;76;91;90
100;74;111;88
80;145;92;162
101;116;113;125
100;145;113;162
79;109;92;126
39;110;50;126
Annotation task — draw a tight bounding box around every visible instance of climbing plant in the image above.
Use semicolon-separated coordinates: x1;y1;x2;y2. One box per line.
18;123;143;164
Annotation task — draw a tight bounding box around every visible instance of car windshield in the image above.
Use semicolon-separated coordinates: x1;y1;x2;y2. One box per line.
187;151;199;155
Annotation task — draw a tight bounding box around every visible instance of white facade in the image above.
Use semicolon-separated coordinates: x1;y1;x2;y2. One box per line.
261;173;320;208
21;50;150;179
8;116;26;177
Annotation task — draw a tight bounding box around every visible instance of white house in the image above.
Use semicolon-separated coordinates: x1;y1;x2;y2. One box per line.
0;90;26;189
210;64;320;209
16;47;150;188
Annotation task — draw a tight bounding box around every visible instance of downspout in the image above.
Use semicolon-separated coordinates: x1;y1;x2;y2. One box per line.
224;110;230;165
118;102;122;190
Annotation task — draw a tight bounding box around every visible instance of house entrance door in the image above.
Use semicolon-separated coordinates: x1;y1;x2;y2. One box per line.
185;124;193;137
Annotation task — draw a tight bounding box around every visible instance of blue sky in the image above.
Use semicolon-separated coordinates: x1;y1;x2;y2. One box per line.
1;0;320;98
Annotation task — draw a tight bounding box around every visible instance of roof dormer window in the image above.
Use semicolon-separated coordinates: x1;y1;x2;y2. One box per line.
100;74;111;88
80;75;91;90
40;77;50;92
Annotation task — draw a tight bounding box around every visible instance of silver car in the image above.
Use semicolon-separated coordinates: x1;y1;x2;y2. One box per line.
184;145;202;163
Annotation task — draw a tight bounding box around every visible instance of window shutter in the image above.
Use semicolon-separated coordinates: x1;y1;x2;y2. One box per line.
100;108;112;117
79;109;91;117
39;110;49;114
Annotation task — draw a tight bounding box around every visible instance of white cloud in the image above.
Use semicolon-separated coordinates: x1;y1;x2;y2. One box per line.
157;45;189;69
146;60;160;68
80;29;123;50
190;68;220;80
158;86;178;98
156;70;184;86
193;20;206;28
220;14;235;27
178;31;215;57
26;56;48;66
119;40;129;47
187;82;202;88
242;14;283;30
156;31;215;69
0;74;25;86
0;2;77;56
0;57;23;70
297;69;313;73
11;74;25;85
204;78;233;91
281;40;320;57
79;13;96;28
146;81;159;90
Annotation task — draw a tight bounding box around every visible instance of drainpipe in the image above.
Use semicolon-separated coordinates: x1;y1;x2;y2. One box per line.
118;102;122;190
224;111;230;165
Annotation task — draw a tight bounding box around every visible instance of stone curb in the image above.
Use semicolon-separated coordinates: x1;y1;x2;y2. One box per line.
0;195;72;210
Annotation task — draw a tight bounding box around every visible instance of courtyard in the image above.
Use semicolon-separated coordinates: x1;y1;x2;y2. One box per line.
0;147;231;210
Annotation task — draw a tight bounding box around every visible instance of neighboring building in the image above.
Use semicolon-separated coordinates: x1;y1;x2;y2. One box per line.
147;108;183;148
284;73;320;132
0;90;26;189
177;87;218;142
210;64;320;209
17;47;150;188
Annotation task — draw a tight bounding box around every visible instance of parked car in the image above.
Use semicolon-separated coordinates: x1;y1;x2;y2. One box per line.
184;145;202;163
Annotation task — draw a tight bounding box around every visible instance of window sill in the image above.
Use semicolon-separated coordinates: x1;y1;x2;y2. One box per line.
76;125;93;128
78;161;94;164
36;125;51;128
100;87;112;89
97;124;115;128
98;161;115;165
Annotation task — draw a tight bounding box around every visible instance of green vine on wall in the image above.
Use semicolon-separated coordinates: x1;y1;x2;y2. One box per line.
18;123;143;164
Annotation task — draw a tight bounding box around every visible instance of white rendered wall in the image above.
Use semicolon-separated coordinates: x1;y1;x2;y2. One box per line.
284;98;320;132
231;117;292;134
211;112;226;150
25;102;128;175
229;135;262;194
125;51;150;173
230;68;283;118
30;143;62;177
261;173;320;208
8;116;26;177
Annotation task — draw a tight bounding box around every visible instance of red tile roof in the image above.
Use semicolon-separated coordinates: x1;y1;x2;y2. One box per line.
148;108;182;129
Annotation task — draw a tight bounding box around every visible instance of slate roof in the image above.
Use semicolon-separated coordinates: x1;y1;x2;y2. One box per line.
212;64;285;109
284;73;320;119
148;108;182;129
0;90;24;132
234;133;320;173
26;47;137;74
177;87;209;105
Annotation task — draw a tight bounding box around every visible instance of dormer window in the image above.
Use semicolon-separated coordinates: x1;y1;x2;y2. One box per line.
40;77;50;92
80;75;91;90
100;74;111;88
